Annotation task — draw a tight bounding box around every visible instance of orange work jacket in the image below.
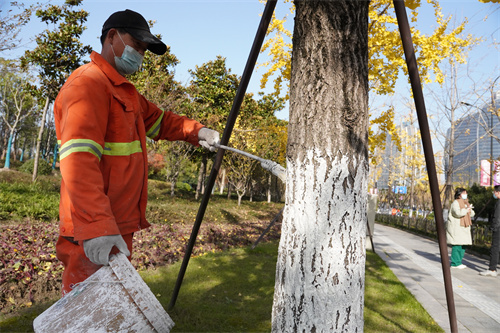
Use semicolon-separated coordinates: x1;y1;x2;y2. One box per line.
54;51;204;241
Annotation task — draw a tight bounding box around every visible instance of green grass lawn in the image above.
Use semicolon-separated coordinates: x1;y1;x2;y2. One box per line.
1;171;443;332
1;242;443;332
364;251;443;332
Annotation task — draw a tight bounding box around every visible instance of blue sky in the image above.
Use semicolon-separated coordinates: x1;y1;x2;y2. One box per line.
1;0;289;114
1;0;498;125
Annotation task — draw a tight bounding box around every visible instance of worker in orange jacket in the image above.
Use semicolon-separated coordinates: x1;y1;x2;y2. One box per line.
54;9;220;295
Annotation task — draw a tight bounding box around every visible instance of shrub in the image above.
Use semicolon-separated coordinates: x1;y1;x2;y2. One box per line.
0;159;24;170
0;182;60;221
176;182;192;192
19;159;53;176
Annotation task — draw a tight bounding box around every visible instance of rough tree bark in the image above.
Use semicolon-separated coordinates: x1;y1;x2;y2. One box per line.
272;1;369;332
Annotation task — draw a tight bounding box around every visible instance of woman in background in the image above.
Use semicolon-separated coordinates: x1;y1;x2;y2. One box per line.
446;187;475;269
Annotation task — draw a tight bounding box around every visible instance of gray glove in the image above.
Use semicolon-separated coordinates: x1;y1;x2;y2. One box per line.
83;234;130;266
198;127;220;152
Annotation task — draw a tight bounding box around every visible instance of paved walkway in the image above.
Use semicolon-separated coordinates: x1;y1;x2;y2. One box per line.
372;223;500;333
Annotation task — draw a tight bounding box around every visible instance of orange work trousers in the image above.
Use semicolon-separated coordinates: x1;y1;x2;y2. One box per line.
56;233;133;295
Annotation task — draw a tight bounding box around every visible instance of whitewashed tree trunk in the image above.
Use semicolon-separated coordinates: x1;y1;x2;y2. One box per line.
272;1;369;332
219;168;226;195
195;154;207;200
32;97;50;182
267;174;272;203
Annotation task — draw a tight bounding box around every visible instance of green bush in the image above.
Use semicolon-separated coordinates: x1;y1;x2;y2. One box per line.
0;159;24;170
0;181;60;221
176;181;192;192
467;184;495;219
19;159;52;176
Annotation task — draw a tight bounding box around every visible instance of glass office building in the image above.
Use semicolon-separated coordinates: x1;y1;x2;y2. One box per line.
444;93;500;186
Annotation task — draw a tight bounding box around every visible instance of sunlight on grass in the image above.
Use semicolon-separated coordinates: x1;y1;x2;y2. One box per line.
0;242;443;332
2;173;442;332
364;251;444;333
141;243;277;332
141;244;443;333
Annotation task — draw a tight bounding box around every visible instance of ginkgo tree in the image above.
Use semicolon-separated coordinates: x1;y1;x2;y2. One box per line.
259;0;480;157
264;0;494;329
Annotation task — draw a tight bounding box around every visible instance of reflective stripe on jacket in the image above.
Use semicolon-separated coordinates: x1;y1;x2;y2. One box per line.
54;51;204;241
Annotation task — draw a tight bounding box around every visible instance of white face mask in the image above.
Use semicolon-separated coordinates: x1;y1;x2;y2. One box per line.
111;32;144;75
461;194;468;200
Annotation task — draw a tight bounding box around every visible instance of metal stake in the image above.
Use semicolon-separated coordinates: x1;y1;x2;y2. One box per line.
393;1;457;331
252;207;284;249
168;0;278;310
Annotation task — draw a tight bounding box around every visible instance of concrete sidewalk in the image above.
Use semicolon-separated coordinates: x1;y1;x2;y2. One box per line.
373;223;500;333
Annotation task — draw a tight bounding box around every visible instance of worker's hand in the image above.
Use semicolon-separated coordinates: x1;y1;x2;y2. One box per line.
83;234;130;266
198;127;220;152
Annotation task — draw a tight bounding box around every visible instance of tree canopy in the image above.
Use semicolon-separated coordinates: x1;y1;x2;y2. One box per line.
0;2;38;52
260;0;479;98
259;0;482;160
20;0;91;100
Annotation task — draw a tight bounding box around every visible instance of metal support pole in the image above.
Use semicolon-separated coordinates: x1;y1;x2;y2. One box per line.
251;207;284;249
393;1;458;332
168;0;278;310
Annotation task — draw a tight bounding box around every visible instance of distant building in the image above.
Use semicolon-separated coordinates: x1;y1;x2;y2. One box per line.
444;92;500;186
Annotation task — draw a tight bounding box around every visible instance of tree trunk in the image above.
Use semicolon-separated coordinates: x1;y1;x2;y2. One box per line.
443;64;460;211
443;132;454;211
52;142;58;169
33;97;50;182
443;167;455;208
272;1;368;332
249;181;253;202
219;168;226;195
0;132;7;160
237;192;244;206
44;127;53;160
12;131;18;162
267;174;272;203
20;138;26;162
195;154;207;200
3;132;13;168
170;170;179;197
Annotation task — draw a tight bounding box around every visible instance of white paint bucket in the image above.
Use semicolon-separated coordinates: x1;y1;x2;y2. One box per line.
33;253;174;332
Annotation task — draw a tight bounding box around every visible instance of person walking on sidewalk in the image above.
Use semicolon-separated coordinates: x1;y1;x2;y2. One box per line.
446;188;475;269
479;185;500;277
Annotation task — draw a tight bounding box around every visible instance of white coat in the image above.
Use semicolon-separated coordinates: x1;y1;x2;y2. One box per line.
446;199;474;245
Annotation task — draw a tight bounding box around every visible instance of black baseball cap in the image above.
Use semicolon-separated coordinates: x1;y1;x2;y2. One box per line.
102;9;167;55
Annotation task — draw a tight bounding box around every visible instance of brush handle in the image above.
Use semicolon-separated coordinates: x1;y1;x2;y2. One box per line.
214;143;286;182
